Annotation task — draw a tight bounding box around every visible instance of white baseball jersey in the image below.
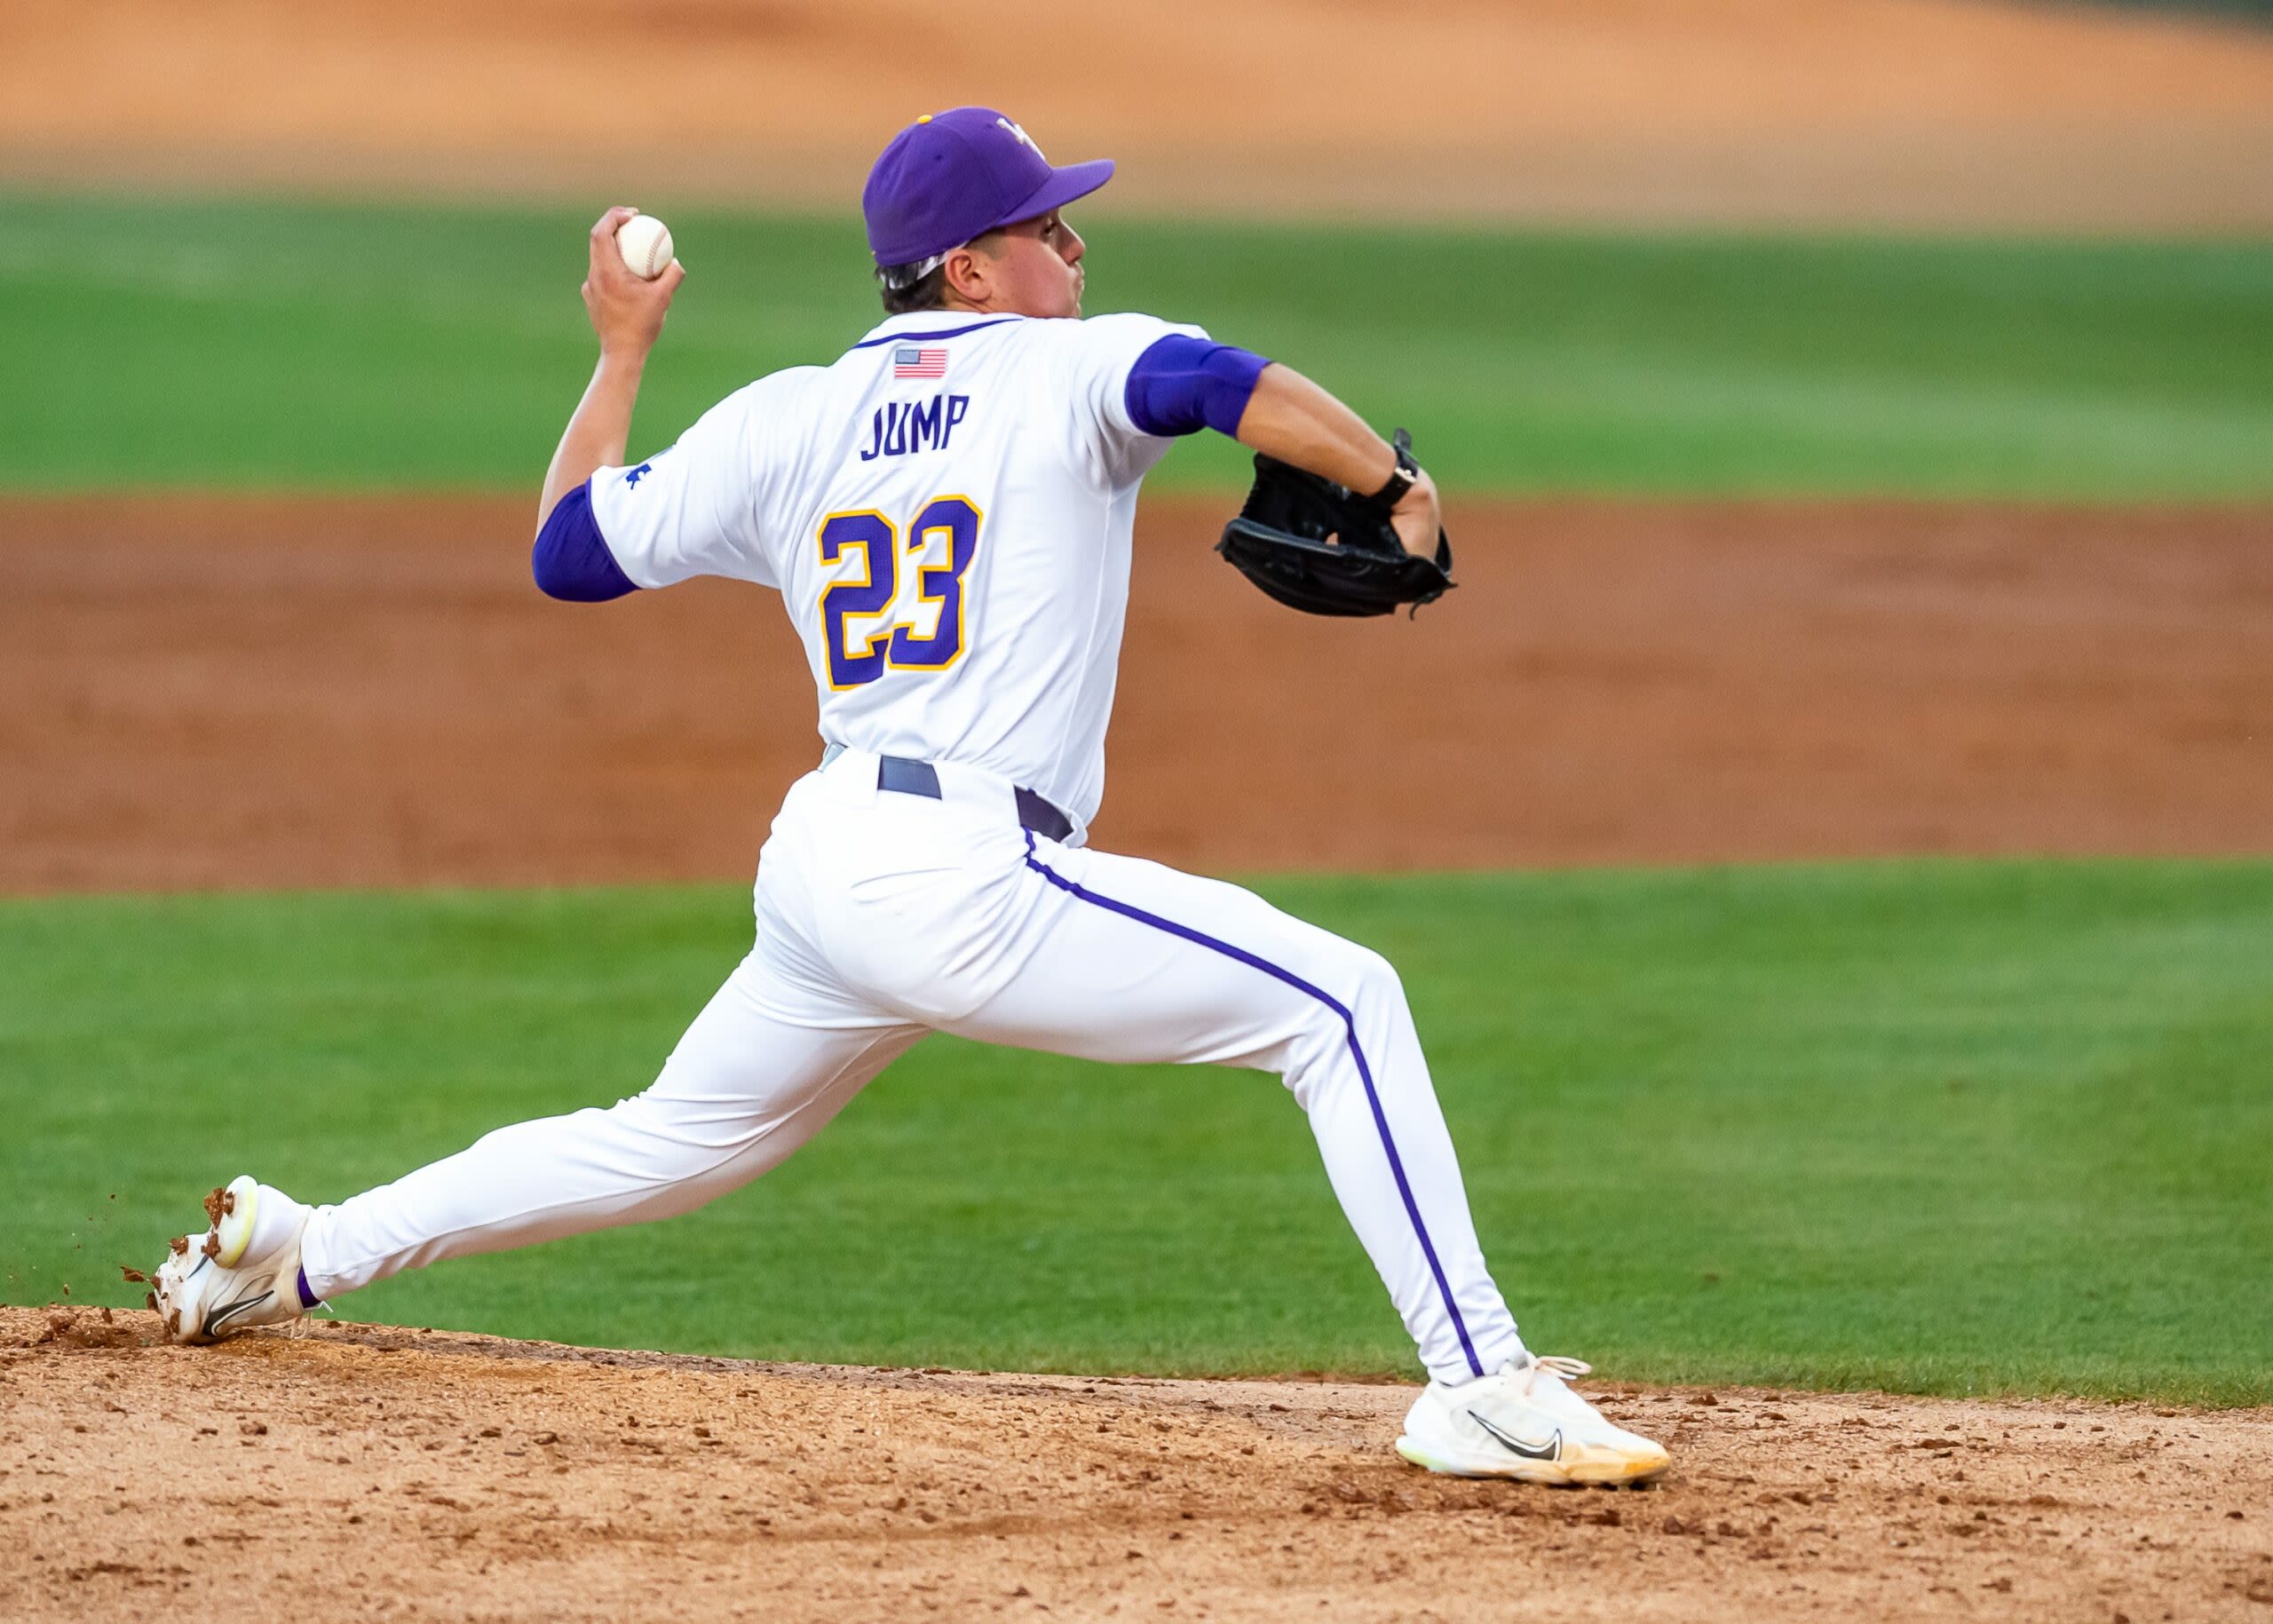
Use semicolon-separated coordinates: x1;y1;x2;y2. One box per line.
293;303;1525;1395
588;309;1207;836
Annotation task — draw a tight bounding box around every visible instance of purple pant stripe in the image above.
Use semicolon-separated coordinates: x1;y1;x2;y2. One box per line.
1020;832;1484;1379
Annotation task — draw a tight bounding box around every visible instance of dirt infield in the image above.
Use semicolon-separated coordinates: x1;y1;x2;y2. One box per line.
8;0;2273;228
3;495;2269;894
4;1307;2269;1622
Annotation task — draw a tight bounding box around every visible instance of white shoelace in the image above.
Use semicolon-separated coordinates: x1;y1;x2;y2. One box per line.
1514;1354;1594;1399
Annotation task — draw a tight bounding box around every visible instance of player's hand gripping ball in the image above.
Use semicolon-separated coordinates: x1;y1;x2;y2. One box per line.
583;206;684;358
615;213;676;281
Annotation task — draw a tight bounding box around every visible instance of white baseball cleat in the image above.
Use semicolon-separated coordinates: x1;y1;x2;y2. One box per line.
148;1176;316;1345
1397;1354;1670;1486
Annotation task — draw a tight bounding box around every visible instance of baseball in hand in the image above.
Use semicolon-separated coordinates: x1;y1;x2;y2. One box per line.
615;213;676;281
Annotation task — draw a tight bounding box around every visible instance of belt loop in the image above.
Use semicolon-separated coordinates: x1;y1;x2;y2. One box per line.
1013;786;1073;844
877;757;944;800
859;750;1073;842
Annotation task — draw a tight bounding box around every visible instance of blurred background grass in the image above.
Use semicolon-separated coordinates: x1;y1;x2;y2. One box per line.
7;860;2269;1404
3;194;2268;499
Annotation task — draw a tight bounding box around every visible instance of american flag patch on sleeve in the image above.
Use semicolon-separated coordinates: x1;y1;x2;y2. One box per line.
893;345;949;380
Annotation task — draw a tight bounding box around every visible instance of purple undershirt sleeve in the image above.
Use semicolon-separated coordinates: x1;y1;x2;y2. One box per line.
532;480;639;602
1123;334;1272;439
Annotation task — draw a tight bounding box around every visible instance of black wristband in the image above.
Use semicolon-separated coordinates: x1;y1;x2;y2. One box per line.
1362;428;1422;511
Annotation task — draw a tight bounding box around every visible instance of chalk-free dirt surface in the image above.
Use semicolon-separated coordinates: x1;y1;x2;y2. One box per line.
6;0;2272;229
3;495;2269;894
3;1307;2269;1622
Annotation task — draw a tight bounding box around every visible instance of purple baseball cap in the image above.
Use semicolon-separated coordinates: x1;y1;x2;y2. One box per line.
863;107;1114;267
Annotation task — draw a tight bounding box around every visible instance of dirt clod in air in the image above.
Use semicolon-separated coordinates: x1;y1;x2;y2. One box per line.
119;1265;149;1284
30;1306;140;1350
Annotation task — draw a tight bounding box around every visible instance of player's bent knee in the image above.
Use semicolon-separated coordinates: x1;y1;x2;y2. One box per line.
1339;944;1426;1063
1338;943;1407;1010
1279;944;1410;1094
1280;940;1407;1045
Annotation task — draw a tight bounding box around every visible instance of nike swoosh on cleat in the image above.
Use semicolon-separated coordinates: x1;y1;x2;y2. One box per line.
1468;1411;1561;1462
204;1289;273;1335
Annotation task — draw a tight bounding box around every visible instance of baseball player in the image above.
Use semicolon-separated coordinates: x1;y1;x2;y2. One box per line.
151;108;1667;1485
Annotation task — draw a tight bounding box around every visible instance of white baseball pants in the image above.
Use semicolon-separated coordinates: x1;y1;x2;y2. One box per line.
298;749;1523;1382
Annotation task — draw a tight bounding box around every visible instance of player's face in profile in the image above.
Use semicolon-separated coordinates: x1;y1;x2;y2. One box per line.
986;209;1087;319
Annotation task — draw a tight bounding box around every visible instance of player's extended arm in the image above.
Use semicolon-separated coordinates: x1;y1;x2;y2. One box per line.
1232;365;1442;560
535;206;686;529
1123;336;1439;558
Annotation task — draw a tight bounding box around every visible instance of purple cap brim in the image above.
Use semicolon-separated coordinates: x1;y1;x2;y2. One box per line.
993;158;1115;233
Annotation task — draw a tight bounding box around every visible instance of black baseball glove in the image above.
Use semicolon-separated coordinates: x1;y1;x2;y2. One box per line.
1216;428;1454;617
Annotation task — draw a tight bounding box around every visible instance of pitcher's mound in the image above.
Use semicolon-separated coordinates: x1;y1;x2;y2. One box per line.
4;1306;2268;1620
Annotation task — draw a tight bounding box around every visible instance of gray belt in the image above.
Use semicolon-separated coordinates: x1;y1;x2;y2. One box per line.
820;745;1073;843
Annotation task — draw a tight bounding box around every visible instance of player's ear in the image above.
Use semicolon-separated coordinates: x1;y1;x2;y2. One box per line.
939;243;991;310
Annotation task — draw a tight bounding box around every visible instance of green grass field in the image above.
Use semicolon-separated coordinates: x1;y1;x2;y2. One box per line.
7;860;2269;1406
3;193;2269;498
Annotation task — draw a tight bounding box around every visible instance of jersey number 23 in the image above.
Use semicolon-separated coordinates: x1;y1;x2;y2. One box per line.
817;495;981;689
